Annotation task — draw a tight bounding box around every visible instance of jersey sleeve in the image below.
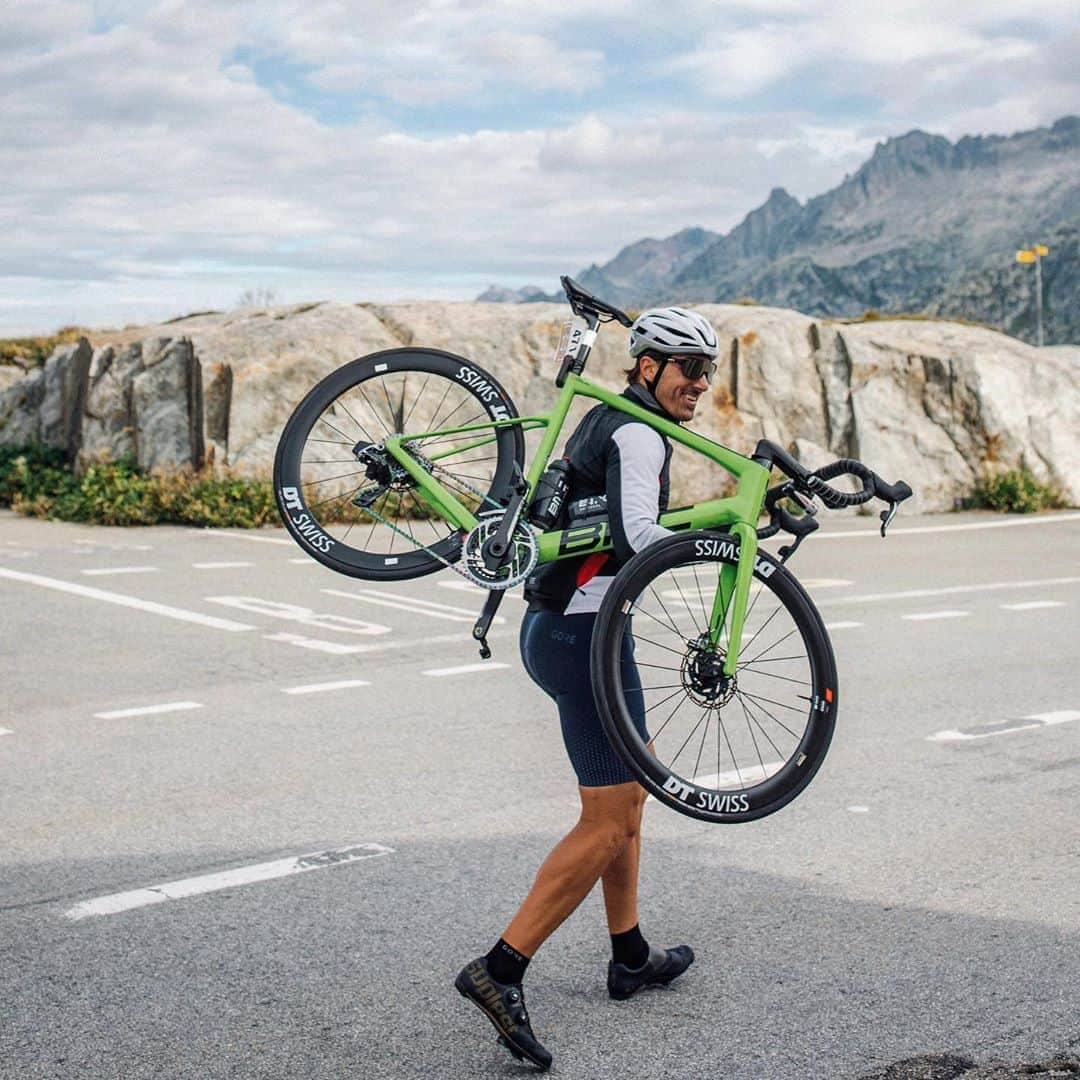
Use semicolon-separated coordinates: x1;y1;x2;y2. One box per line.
607;424;672;562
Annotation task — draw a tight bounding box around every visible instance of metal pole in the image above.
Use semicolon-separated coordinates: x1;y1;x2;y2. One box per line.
1035;252;1044;347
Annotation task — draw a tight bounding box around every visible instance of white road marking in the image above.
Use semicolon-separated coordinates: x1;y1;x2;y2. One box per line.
825;621;863;630
0;728;12;736
289;557;318;564
94;702;203;720
205;530;292;545
207;596;390;636
902;610;970;621
263;632;370;655
192;561;255;570
322;586;504;624
282;679;371;695
80;566;159;576
818;577;1080;608
63;843;394;920
422;662;510;677
847;806;870;813
927;710;1080;743
803;512;1080;539
1000;600;1066;611
0;568;256;632
438;580;488;593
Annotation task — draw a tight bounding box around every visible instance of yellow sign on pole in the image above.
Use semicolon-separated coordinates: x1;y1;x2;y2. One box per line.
1035;244;1049;256
1016;250;1036;263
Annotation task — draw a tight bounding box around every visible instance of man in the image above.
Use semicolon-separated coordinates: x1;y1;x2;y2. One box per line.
455;306;721;1071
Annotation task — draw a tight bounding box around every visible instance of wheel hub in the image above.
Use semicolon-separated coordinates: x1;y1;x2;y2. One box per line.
682;634;736;707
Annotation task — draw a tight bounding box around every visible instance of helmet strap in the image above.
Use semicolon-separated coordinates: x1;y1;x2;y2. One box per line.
645;355;669;397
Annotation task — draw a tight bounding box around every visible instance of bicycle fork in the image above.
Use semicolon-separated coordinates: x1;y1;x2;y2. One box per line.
706;521;759;677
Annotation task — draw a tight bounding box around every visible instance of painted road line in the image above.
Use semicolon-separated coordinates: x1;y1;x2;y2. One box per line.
1000;600;1066;611
283;679;371;695
322;586;504;625
192;561;255;570
438;580;488;593
263;632;371;655
80;566;159;576
793;512;1080;539
825;621;863;630
902;610;970;621
94;701;204;720
63;843;395;921
422;662;510;677
847;806;870;813
927;710;1080;743
0;728;12;736
206;596;390;636
817;577;1080;608
206;530;292;545
0;568;255;632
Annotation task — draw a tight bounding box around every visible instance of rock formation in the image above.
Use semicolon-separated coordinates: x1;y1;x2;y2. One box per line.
1;300;1076;513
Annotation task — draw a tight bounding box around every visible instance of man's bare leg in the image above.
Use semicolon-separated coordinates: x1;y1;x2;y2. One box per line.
600;806;643;934
501;781;644;957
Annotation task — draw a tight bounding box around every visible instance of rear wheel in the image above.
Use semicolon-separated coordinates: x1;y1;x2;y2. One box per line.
273;347;524;580
591;532;838;823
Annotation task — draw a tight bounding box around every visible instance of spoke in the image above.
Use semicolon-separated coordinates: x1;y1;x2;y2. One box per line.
745;627;799;666
690;562;712;627
669;708;710;771
736;689;807;718
336;394;377;444
650;691;693;742
401;373;432;430
629;634;688;660
357;383;392;436
302;468;368;488
643;686;689;714
300;458;360;465
627;601;688;643
315;414;355;444
692;706;711;784
736;691;803;737
738;665;810;687
738;693;787;760
427;380;456;432
671;573;704;638
620;659;682;673
737;604;785;657
742;692;768;781
649;585;686;645
717;709;744;790
306;437;353;446
309;481;369;513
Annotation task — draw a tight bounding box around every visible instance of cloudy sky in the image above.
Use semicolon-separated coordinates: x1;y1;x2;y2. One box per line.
3;0;1078;334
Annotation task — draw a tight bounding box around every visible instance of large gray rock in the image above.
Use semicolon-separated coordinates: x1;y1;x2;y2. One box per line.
38;339;92;459
0;367;46;448
131;338;204;471
78;343;143;468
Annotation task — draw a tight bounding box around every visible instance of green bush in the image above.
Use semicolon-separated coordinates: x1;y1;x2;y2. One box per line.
962;470;1067;514
0;445;278;527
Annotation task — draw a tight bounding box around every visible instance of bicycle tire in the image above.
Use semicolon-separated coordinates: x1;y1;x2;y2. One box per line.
273;347;525;580
591;531;838;823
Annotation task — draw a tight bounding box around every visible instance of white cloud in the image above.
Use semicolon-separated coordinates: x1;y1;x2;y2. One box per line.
0;0;1077;333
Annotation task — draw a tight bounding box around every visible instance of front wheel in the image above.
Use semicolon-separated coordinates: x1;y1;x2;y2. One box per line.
591;532;838;823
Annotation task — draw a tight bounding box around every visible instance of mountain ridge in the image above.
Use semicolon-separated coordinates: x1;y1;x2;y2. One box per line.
479;116;1079;344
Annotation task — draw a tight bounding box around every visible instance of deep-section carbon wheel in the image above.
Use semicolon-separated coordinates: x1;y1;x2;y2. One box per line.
591;531;838;823
273;348;524;580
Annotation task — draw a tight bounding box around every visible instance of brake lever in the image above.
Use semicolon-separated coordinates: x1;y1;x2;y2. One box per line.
880;501;899;538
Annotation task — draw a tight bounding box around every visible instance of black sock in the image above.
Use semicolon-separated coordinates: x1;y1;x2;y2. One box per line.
611;924;649;969
486;938;530;985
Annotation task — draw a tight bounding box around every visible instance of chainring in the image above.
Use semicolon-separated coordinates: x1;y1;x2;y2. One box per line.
462;511;538;589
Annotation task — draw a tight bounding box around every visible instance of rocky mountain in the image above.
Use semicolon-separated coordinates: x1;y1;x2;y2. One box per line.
2;300;1077;513
482;117;1080;345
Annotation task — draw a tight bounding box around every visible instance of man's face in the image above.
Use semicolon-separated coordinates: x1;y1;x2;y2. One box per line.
640;355;710;422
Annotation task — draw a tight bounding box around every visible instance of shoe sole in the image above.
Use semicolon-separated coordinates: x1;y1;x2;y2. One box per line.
455;977;552;1071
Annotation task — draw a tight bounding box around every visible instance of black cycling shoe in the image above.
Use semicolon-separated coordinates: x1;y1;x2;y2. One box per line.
455;957;553;1071
607;944;695;1000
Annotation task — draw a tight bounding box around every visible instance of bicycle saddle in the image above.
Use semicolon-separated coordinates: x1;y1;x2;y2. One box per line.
560;275;634;327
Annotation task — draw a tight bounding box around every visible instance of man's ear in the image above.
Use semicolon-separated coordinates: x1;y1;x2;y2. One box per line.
638;354;658;383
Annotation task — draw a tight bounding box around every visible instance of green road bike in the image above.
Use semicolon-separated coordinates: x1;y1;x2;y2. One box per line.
274;276;912;823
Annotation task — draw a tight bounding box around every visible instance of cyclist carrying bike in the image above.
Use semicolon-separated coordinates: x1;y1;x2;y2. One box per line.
455;306;721;1071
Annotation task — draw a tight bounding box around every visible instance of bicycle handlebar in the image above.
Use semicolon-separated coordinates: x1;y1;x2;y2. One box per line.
752;439;913;544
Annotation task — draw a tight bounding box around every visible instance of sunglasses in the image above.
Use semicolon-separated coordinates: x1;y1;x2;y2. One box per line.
669;355;716;383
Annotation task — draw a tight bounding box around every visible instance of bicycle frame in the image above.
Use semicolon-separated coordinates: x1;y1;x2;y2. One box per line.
382;370;772;677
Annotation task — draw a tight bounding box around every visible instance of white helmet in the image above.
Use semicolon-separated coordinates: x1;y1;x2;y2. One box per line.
628;306;719;359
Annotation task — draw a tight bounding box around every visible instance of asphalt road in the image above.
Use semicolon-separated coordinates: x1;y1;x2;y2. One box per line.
1;507;1078;1080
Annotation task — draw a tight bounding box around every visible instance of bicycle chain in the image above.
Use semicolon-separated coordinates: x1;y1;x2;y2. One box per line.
349;442;535;587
